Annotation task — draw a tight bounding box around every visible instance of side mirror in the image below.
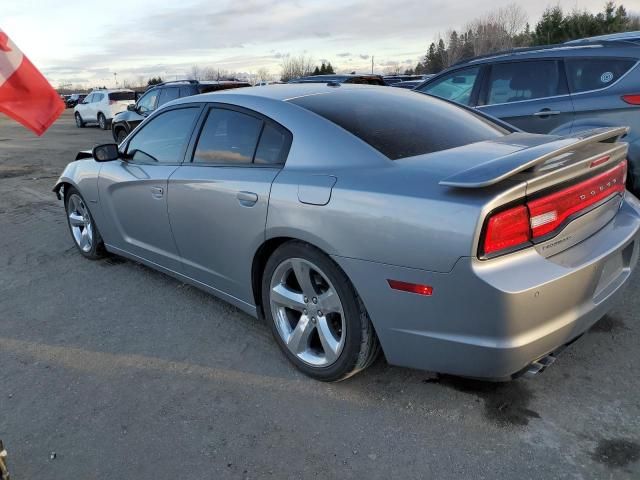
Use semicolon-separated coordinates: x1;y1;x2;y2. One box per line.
127;104;136;111
92;143;120;162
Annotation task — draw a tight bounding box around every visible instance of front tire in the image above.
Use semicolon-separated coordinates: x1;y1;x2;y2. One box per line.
98;113;107;130
115;128;127;143
64;187;106;260
75;113;85;128
262;241;380;382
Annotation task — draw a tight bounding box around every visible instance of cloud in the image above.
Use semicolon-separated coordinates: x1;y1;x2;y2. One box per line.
359;54;370;60
336;52;351;57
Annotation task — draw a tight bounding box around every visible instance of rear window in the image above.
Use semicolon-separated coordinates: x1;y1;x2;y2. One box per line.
289;89;507;160
565;58;637;93
109;91;136;101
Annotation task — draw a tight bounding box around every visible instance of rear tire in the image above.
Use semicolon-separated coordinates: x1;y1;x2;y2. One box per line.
261;241;380;382
75;113;85;128
64;186;106;260
98;113;107;130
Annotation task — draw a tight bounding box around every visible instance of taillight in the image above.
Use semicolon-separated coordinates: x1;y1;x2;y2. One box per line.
481;161;627;258
482;205;531;256
109;99;116;105
622;94;640;105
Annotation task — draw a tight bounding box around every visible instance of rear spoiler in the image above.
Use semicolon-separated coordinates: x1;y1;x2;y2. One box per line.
439;127;629;188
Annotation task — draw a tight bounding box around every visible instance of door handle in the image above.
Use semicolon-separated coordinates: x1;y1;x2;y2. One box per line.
533;109;561;117
150;186;164;198
237;191;258;207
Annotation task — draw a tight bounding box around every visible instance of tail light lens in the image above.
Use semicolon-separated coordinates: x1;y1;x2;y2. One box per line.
109;99;116;105
481;160;627;258
622;94;640;105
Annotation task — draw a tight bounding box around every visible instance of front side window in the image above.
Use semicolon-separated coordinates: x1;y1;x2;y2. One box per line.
93;93;104;103
193;108;263;164
126;107;199;163
486;61;567;104
565;58;636;93
137;90;159;114
158;88;180;107
83;94;93;103
417;67;479;106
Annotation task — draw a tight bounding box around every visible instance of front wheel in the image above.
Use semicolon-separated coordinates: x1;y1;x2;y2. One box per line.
115;128;127;143
75;113;85;128
65;187;106;259
262;241;380;381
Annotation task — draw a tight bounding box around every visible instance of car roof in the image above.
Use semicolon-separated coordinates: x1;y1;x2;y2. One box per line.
450;41;640;68
565;31;640;44
183;82;381;102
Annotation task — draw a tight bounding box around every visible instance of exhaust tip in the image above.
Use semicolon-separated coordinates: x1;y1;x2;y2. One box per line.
523;354;557;378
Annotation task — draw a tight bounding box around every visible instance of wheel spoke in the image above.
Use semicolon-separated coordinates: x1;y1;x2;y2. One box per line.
79;228;90;250
271;283;306;312
68;212;84;227
317;289;342;315
317;316;340;364
286;315;314;354
291;259;316;296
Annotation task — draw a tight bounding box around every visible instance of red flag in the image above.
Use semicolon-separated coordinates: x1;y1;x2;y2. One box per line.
0;29;64;135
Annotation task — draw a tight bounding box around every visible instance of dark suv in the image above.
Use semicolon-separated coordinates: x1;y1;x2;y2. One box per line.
111;80;250;142
414;39;640;194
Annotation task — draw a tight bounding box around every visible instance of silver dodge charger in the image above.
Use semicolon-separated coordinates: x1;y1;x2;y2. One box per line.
54;84;640;382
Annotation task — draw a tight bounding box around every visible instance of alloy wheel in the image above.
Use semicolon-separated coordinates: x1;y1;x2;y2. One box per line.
269;258;346;367
66;193;94;253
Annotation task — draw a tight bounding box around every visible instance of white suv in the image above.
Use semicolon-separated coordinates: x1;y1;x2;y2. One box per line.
74;89;136;130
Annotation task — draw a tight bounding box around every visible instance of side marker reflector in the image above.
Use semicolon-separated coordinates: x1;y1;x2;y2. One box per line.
387;279;433;296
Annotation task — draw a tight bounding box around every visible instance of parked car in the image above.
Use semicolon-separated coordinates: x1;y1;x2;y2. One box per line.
392;79;427;89
383;74;430;85
65;93;86;109
288;74;386;85
54;84;640;382
413;39;640;195
74;89;136;130
111;80;250;143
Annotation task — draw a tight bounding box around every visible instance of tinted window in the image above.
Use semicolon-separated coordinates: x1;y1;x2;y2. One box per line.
158;88;180;106
290;89;507;160
486;61;566;104
179;86;193;97
193;109;263;164
255;124;289;164
137;90;159;114
127;107;199;163
566;58;636;93
418;67;479;106
109;91;136;101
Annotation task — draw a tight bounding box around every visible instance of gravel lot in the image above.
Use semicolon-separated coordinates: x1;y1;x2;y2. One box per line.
0;110;639;479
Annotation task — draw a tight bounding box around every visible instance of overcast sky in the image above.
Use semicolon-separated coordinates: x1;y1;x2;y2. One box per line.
3;0;629;86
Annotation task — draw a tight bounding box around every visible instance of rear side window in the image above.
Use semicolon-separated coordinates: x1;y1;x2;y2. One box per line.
158;88;180;106
109;91;136;101
417;67;479;106
566;58;636;93
127;107;199;163
179;86;193;97
193;108;263;164
255;124;289;164
486;61;567;104
290;89;507;160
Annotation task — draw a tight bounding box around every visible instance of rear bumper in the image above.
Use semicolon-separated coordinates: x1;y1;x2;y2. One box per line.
333;195;640;380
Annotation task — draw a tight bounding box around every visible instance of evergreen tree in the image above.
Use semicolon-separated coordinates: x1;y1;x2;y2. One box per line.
312;66;321;76
325;62;335;74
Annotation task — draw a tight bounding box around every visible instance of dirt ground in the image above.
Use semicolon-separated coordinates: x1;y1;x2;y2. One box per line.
0;110;639;479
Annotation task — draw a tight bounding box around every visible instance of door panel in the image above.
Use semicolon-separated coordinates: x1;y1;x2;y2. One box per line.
168;166;280;303
98;162;182;270
478;96;574;133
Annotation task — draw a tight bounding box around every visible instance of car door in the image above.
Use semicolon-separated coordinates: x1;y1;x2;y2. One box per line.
476;60;574;134
168;105;291;304
97;105;202;271
414;66;482;107
90;93;103;122
77;93;93;119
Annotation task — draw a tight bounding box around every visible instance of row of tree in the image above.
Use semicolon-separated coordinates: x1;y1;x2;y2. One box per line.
407;2;639;75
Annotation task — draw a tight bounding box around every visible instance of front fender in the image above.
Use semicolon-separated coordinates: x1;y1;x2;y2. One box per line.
52;160;101;206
